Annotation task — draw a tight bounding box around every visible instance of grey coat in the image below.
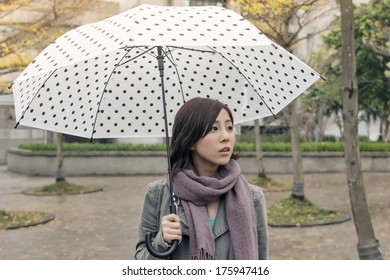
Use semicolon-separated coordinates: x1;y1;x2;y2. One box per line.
134;178;269;260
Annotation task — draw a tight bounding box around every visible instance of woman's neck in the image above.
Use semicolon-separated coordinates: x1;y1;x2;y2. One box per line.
194;162;219;177
207;199;220;218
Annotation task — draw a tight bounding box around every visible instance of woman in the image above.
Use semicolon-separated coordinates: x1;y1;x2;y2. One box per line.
135;97;268;260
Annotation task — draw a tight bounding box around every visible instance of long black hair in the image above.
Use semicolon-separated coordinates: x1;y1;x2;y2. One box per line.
169;97;238;176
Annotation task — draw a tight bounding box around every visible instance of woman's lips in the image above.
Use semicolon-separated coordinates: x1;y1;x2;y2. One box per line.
219;147;231;155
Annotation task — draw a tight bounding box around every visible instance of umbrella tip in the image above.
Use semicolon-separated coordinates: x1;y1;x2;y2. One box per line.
14;122;19;129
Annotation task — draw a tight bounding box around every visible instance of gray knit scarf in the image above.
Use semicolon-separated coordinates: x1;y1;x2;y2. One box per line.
173;160;258;260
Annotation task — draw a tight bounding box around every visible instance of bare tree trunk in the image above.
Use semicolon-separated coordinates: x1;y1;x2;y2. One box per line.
254;119;266;177
340;0;383;260
383;116;390;143
285;99;305;199
335;112;344;140
378;118;384;141
385;118;390;142
56;133;65;182
280;15;305;199
52;0;58;20
315;103;324;142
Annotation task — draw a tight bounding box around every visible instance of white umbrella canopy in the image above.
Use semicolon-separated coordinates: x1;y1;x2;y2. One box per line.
12;4;321;140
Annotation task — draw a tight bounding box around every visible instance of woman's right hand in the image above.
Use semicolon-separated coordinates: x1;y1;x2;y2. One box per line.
161;214;182;244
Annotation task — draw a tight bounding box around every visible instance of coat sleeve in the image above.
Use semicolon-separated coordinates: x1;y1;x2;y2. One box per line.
134;181;170;260
250;185;269;260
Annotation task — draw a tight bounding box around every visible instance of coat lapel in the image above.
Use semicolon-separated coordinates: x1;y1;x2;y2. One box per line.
212;198;229;239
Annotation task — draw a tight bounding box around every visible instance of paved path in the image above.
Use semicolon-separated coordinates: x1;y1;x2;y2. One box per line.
0;165;389;260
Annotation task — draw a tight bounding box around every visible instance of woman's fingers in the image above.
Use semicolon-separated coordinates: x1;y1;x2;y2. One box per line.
161;214;182;244
164;213;180;223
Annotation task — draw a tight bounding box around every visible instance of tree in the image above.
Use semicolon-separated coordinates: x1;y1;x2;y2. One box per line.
232;0;334;198
0;0;99;93
312;0;390;142
0;0;35;92
2;0;107;190
302;47;344;140
0;1;93;226
356;0;390;141
254;119;266;177
339;0;383;259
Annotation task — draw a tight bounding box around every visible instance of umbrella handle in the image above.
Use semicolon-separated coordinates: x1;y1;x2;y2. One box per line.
145;233;179;259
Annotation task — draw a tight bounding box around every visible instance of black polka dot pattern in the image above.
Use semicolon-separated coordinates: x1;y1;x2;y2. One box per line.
12;4;320;139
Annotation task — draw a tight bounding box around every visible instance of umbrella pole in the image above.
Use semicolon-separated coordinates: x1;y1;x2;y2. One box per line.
145;46;178;258
157;46;176;213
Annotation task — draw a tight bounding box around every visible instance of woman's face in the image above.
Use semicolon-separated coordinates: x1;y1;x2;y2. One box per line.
191;108;236;177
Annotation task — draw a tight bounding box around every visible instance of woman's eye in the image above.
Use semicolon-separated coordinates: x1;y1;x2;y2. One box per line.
228;126;234;131
212;126;218;131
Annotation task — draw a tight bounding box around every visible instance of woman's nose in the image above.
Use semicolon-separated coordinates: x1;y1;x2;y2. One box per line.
220;129;230;142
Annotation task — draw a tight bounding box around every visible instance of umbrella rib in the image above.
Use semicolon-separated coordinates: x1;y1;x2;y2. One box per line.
207;46;277;119
167;46;216;54
14;69;58;128
163;47;186;103
90;49;133;140
117;46;157;67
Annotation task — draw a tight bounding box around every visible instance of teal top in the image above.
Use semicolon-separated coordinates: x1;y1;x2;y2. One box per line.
209;217;216;228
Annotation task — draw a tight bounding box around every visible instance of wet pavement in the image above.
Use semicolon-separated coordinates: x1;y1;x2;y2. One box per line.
0;165;389;260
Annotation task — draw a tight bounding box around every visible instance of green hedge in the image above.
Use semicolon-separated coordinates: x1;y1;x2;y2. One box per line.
18;143;166;152
18;142;390;152
233;142;346;152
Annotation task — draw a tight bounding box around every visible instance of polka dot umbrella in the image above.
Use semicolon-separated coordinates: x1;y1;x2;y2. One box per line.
12;4;321;139
11;4;321;258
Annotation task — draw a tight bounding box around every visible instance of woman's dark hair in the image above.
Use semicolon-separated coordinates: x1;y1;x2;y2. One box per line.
170;97;238;175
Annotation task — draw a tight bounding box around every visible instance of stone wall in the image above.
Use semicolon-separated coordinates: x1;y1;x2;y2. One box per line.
7;148;390;176
0;97;46;164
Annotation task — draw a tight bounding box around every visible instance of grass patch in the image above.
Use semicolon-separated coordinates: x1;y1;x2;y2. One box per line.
0;210;54;230
22;180;102;196
267;196;347;226
250;175;292;192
